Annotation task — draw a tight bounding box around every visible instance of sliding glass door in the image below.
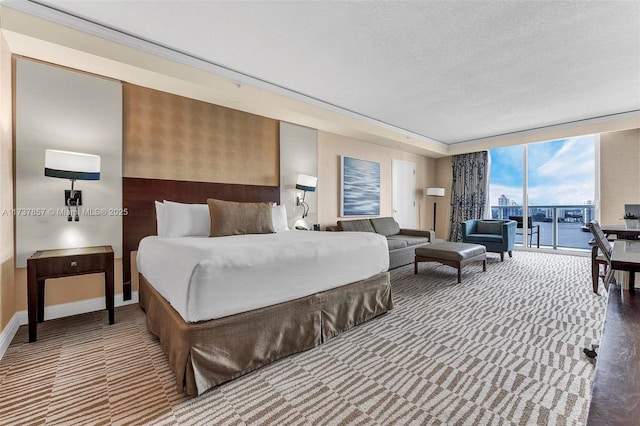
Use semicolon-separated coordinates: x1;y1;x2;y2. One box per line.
490;135;597;250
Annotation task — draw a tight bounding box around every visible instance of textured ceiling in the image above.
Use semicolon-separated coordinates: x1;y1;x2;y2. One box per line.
21;1;640;144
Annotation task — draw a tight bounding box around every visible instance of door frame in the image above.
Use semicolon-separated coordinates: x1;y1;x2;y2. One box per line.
392;159;416;228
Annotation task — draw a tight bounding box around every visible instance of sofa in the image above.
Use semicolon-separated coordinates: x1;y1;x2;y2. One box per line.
327;217;440;269
461;219;516;261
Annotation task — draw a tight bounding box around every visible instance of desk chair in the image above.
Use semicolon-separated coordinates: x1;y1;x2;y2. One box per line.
509;216;540;248
587;221;615;293
589;238;610;294
584;220;614;359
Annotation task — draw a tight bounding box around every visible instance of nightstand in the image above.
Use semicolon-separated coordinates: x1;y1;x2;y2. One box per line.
26;245;114;342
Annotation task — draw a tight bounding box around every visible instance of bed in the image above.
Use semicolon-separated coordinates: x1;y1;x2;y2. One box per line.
126;182;393;396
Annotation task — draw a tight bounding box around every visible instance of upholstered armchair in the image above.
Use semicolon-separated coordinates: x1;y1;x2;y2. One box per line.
461;219;516;261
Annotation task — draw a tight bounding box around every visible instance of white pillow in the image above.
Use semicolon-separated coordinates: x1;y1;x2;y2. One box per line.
155;201;165;236
272;204;289;232
161;200;211;237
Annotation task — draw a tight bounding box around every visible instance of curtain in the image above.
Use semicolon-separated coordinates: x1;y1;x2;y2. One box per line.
449;151;490;242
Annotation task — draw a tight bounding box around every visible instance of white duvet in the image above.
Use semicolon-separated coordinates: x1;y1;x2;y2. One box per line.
137;230;389;322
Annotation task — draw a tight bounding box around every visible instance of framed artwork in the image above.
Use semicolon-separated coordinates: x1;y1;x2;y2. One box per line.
340;155;380;216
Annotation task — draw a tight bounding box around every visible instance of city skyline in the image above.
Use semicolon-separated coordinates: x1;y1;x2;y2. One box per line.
489;135;596;206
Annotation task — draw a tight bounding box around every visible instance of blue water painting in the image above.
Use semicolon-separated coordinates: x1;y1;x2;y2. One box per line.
342;156;380;216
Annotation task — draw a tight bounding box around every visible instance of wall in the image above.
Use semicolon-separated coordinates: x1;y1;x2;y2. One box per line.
0;34;15;331
11;59;123;314
123;83;279;186
600;129;640;224
317;131;436;229
279;122;318;228
15;59;123;267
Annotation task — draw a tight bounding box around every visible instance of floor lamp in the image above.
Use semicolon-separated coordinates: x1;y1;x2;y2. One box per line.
426;187;445;231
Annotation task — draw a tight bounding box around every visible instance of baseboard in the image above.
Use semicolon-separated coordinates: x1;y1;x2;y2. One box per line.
0;313;22;360
0;291;139;360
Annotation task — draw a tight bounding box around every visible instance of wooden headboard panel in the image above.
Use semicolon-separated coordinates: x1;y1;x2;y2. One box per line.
122;177;280;300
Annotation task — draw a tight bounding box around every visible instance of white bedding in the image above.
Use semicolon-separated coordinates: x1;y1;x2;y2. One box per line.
137;230;389;322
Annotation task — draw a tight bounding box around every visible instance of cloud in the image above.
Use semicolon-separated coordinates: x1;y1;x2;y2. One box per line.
527;182;594;205
490;181;593;207
489;183;522;206
536;136;595;179
489;135;596;206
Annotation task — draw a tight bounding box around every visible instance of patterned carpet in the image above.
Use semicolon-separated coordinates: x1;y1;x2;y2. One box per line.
0;251;605;425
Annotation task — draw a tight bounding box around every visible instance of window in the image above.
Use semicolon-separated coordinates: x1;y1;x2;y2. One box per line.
490;135;597;250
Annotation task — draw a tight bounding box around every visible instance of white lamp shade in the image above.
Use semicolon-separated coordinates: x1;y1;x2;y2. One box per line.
426;187;445;197
295;174;317;192
45;149;101;180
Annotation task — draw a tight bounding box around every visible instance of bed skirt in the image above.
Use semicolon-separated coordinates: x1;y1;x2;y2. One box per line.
139;272;392;396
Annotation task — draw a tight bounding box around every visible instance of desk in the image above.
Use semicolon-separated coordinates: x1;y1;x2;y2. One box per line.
586;283;640;425
601;225;640;240
589;226;640;293
26;245;114;342
610;240;640;294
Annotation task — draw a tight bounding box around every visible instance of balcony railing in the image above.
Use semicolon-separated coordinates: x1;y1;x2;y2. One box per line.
491;204;595;251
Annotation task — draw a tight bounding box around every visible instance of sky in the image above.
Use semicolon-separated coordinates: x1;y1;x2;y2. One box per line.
489;135;596;206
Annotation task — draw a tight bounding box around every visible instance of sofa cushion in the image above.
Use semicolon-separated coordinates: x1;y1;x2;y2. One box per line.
464;233;503;243
387;234;429;247
338;219;375;233
386;239;408;251
476;220;503;235
370;217;400;236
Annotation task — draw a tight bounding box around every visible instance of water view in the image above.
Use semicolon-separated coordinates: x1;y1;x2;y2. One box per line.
492;204;596;251
489;135;597;252
514;220;592;250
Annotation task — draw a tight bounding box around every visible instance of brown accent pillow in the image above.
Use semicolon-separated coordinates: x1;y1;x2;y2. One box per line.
207;199;274;237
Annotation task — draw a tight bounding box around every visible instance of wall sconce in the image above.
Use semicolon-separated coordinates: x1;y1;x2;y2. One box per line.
44;149;101;222
426;187;446;230
295;174;317;219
